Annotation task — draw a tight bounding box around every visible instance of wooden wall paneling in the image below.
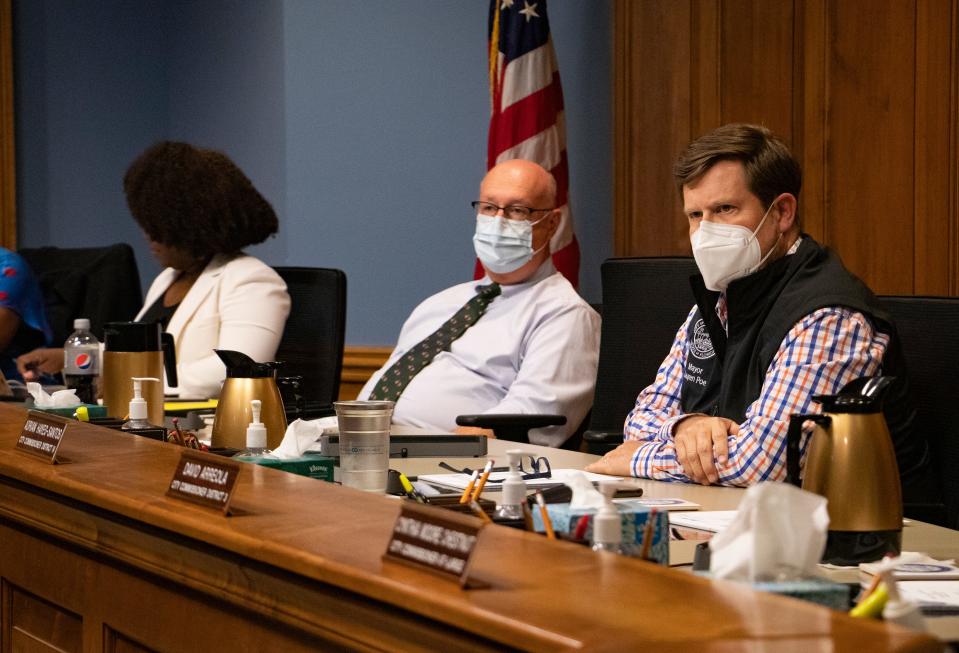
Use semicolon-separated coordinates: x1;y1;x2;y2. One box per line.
612;0;632;257
338;346;391;400
718;0;795;140
825;0;917;294
613;0;693;257
689;0;720;142
915;0;957;295
951;0;959;295
794;0;828;242
0;0;16;250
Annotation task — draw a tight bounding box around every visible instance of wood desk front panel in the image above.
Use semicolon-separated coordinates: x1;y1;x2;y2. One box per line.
0;405;941;652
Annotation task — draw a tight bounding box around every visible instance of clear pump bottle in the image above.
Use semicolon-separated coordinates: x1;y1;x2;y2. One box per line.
492;449;526;522
121;377;160;431
591;480;630;554
235;399;276;460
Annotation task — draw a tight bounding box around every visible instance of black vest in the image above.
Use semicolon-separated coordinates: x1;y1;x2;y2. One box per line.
679;236;932;495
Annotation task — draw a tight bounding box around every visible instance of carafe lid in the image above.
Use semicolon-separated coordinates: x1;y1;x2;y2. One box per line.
104;321;162;352
215;349;279;378
813;376;896;414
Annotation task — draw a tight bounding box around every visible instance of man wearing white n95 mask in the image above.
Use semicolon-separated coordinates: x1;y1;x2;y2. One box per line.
357;160;600;448
588;123;935;509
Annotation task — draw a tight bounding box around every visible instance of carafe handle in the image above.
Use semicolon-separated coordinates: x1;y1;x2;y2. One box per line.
785;413;831;486
161;332;178;388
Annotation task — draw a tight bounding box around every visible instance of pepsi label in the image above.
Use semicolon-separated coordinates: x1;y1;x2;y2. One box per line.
64;346;99;375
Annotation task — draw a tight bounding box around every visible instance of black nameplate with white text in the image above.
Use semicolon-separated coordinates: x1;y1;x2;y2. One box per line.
166;449;240;515
383;501;486;588
16;411;70;463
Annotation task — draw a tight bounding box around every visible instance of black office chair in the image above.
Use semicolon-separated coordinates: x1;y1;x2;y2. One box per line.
273;267;346;415
583;257;700;454
18;243;143;343
879;296;959;529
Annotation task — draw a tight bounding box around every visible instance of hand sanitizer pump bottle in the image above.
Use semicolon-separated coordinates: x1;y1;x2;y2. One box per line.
493;449;526;525
121;377;160;431
235;400;276;460
592;480;627;554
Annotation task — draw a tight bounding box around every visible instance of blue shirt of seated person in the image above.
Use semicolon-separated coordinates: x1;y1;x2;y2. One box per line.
0;249;53;382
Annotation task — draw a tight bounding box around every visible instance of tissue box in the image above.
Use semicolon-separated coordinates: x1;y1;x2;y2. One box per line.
531;502;669;565
248;454;335;482
752;577;853;610
35;404;108;419
696;572;852;610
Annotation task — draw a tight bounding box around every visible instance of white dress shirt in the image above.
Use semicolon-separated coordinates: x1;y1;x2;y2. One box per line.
358;260;600;447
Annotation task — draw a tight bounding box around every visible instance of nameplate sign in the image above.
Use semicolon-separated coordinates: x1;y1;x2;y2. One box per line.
15;411;70;463
383;501;486;588
166;450;240;515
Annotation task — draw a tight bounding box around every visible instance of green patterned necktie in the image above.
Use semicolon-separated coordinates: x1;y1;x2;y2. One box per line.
368;282;501;402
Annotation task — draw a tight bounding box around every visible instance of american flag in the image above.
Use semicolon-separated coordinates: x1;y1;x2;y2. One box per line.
479;0;580;287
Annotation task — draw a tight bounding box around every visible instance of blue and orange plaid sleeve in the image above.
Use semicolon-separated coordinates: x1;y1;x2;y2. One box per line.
625;307;889;485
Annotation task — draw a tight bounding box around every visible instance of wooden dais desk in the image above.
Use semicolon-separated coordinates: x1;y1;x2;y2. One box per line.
0;405;941;651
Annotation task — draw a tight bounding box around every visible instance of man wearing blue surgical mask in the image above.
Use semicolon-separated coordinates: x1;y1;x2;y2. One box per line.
589;123;935;510
357;160;600;448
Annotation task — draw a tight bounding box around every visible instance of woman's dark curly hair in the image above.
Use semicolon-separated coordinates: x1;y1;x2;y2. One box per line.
123;141;279;258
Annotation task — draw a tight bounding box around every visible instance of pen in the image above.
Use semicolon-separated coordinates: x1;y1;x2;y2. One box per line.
398;473;426;503
639;508;657;560
471;460;495;501
469;500;493;523
535;492;555;540
459;470;480;504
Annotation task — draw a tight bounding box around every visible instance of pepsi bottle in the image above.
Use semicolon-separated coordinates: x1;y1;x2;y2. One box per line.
64;318;100;405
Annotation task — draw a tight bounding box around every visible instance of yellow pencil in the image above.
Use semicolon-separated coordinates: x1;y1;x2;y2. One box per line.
471;460;495;501
469;500;493;523
459;470;480;504
535;492;555;540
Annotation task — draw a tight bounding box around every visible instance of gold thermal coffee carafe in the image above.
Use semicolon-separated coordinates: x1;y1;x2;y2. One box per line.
210;350;287;450
785;376;902;565
101;322;177;427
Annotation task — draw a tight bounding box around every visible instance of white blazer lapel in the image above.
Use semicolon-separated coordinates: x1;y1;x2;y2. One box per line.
164;256;227;343
134;268;178;321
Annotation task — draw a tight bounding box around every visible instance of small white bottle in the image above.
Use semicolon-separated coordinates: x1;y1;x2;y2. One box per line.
492;449;526;522
591;480;628;554
235;399;276;460
121;377;160;431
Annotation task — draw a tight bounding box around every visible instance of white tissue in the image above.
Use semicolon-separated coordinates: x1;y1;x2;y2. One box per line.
271;417;335;460
27;382;82;408
709;482;829;582
566;471;607;509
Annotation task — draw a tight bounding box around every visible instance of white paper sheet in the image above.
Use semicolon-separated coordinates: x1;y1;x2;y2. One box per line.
898;581;959;613
417;469;621;492
668;510;738;533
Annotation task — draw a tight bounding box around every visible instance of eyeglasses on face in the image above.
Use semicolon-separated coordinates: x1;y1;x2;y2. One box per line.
471;200;553;222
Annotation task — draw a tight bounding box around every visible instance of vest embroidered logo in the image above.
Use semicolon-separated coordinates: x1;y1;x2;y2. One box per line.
690;319;715;359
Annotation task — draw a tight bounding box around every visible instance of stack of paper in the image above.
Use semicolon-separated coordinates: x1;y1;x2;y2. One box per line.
616;497;700;512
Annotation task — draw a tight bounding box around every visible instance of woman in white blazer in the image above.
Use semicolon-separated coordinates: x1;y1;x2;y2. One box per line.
18;142;291;398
